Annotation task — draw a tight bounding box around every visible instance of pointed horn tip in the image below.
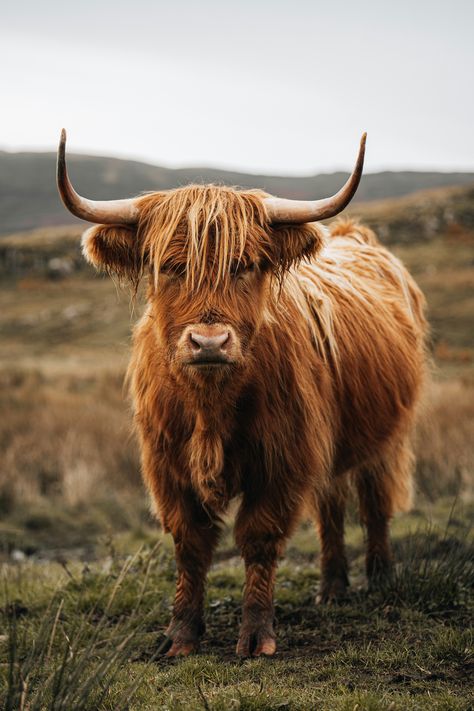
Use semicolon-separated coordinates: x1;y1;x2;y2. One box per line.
360;132;367;147
60;128;67;145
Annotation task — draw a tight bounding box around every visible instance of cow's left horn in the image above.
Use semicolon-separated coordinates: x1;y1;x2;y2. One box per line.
56;129;139;224
264;133;367;225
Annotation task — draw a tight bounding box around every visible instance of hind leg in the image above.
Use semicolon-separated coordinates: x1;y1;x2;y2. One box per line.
314;476;350;603
355;438;414;585
355;466;393;582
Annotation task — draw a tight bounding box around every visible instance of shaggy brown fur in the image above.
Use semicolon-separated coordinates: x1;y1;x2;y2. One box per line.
82;184;428;657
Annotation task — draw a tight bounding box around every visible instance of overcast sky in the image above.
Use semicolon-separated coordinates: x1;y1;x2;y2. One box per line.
1;0;473;174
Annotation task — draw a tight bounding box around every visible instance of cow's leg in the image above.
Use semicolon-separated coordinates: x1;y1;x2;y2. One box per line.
315;477;350;603
355;467;393;583
355;441;413;585
160;491;220;657
235;526;280;657
355;440;413;586
234;497;299;657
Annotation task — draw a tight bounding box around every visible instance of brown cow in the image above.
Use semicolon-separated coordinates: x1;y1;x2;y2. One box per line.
57;131;427;657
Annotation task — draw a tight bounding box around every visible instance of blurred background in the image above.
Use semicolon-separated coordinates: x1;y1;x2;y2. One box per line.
0;0;473;554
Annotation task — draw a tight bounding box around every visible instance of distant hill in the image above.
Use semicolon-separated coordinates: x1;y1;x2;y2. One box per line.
348;183;474;243
1;149;474;235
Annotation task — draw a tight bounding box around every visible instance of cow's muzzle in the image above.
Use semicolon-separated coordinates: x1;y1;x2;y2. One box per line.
180;324;239;367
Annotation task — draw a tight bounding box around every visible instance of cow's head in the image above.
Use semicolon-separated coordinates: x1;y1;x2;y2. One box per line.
57;130;365;382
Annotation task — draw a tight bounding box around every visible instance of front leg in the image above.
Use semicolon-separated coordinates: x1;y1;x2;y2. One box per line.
160;490;220;657
234;496;299;657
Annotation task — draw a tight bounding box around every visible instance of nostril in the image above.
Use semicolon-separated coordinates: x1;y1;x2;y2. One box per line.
189;332;203;351
209;331;230;351
219;331;231;351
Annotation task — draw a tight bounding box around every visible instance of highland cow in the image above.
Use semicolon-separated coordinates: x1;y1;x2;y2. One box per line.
57;130;427;657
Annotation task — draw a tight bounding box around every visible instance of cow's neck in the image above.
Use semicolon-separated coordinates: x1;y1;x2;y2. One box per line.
183;371;245;510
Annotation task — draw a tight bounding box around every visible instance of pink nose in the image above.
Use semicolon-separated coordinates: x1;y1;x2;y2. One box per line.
189;330;230;354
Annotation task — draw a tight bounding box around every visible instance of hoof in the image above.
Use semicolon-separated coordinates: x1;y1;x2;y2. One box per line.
316;576;349;604
166;639;199;658
236;627;277;658
157;634;200;658
158;617;204;658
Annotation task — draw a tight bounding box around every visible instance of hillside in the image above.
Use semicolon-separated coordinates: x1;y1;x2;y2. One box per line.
349;183;474;243
1;148;474;234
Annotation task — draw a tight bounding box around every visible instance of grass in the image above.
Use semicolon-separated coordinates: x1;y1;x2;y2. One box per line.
1;501;473;710
394;239;474;362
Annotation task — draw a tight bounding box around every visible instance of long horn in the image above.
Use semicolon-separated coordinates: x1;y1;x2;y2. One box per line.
264;133;367;224
56;129;139;224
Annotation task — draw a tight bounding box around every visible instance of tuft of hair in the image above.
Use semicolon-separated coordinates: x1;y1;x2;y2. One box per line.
81;224;143;288
329;218;380;246
137;185;271;291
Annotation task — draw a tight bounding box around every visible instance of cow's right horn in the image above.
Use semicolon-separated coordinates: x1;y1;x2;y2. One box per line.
264;133;367;225
57;129;140;224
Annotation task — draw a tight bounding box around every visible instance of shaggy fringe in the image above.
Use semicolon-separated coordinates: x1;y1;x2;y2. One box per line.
136;185;323;292
137;186;270;292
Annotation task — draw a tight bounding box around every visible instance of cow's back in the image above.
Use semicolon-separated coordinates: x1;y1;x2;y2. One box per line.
292;220;428;473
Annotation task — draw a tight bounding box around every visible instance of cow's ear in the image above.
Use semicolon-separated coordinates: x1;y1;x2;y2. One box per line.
268;223;324;272
81;224;146;282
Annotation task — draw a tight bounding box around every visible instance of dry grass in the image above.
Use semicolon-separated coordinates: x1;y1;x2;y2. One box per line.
416;379;474;501
0;369;147;553
0;369;140;510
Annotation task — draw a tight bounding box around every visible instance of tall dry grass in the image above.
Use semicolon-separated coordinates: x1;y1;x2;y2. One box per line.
415;378;474;500
0;369;141;519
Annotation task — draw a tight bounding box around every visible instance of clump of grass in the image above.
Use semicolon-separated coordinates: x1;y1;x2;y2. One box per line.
1;504;473;710
0;546;166;710
377;512;473;614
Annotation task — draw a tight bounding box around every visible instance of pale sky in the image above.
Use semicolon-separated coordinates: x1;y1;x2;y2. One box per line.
1;0;473;175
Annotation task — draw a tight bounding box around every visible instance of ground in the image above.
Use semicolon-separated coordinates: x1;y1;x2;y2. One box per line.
1;498;473;710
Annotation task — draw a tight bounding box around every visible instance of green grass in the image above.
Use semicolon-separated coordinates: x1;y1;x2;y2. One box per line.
1;500;473;710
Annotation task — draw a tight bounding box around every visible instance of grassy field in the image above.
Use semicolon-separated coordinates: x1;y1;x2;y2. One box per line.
1;499;473;710
0;189;473;709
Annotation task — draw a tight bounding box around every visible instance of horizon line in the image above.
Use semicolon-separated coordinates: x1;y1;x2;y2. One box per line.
1;144;474;179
